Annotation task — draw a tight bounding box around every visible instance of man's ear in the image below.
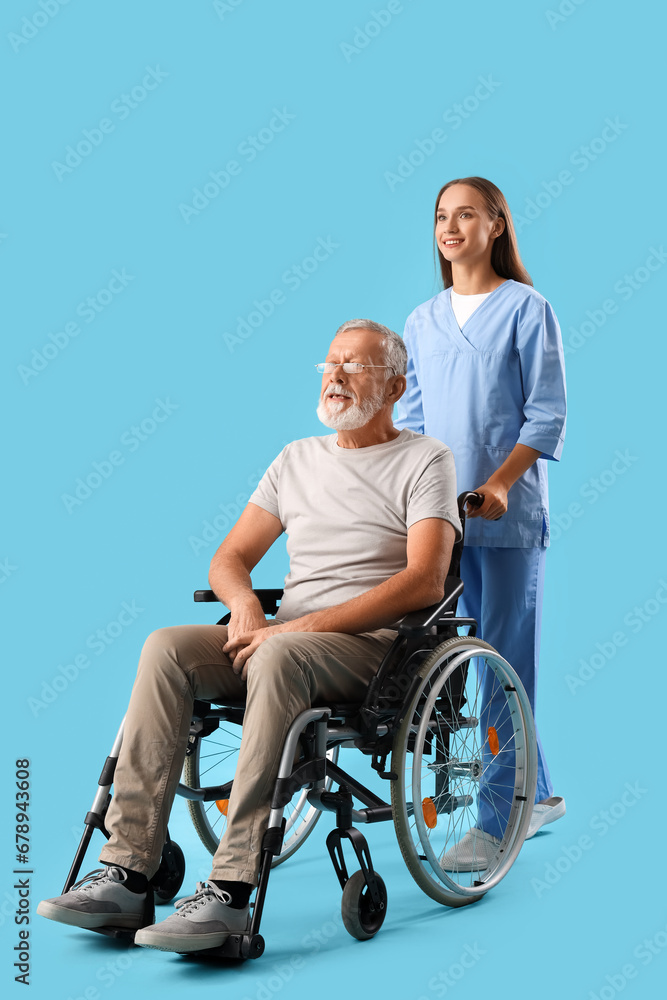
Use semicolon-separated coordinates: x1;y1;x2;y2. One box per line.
387;374;407;404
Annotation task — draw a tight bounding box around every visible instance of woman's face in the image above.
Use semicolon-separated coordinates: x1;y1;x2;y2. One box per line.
435;184;504;267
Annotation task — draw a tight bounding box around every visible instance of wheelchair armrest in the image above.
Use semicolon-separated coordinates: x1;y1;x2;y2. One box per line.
194;588;284;616
396;576;464;636
194;590;218;602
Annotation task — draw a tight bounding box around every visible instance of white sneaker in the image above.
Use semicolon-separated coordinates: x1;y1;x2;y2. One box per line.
135;882;250;953
525;796;566;838
440;828;502;871
37;867;146;930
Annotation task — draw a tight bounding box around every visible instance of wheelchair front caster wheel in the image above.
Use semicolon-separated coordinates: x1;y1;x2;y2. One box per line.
152;840;186;903
341;870;387;941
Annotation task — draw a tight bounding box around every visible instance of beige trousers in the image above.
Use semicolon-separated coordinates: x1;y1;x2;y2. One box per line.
99;623;395;884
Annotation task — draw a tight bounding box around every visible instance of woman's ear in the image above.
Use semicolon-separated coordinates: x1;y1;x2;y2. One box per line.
492;216;505;239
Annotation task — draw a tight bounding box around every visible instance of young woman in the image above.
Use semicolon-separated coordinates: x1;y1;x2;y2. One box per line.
396;176;567;860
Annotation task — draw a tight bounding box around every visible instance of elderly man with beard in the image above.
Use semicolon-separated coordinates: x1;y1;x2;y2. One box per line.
38;319;461;955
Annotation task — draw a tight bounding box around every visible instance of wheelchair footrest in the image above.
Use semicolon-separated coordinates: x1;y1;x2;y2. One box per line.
89;925;139;943
195;933;266;960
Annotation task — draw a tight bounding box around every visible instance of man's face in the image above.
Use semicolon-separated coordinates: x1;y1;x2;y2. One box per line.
317;329;390;431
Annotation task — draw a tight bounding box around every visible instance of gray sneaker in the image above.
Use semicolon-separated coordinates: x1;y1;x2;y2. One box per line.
37;867;146;930
135;882;250;953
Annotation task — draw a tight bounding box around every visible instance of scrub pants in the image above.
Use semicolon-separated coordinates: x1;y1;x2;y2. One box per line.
458;546;553;838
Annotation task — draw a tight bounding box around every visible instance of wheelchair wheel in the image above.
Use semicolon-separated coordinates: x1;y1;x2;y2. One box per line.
391;636;537;907
182;720;339;866
151;840;186;904
341;870;387;941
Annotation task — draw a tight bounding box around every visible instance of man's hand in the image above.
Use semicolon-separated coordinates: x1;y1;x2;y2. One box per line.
225;599;271;661
223;622;289;680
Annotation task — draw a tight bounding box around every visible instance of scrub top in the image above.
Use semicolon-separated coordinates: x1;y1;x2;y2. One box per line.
395;279;567;547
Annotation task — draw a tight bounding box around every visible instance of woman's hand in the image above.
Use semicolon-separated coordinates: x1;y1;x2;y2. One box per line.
467;445;541;520
466;481;508;520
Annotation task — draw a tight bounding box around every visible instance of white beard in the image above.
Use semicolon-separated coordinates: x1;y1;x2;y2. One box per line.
316;388;386;430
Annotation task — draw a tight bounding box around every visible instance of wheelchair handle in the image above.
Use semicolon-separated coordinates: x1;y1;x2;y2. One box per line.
458;490;503;520
458;490;483;511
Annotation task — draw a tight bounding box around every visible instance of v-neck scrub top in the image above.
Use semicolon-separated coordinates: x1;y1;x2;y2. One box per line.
396;279;567;547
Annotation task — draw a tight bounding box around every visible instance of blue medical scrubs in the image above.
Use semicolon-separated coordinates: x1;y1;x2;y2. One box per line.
395;279;567;837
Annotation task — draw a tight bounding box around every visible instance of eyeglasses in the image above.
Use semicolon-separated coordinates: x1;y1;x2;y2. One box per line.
315;362;396;375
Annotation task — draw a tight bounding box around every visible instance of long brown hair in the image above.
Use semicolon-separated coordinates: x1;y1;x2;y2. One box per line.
434;177;532;289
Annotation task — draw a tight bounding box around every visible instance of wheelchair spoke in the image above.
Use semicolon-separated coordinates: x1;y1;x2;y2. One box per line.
198;748;238;762
197;754;236;779
215;724;244;741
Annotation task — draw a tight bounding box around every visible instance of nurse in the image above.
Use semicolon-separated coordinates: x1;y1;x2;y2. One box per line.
396;176;567;860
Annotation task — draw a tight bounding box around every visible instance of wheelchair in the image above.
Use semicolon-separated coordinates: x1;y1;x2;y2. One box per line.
62;492;537;960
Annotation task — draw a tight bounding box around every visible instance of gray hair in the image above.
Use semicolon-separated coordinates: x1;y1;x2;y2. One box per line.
334;318;408;377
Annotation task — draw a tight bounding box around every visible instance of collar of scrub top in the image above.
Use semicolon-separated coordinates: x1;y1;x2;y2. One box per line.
443;278;514;346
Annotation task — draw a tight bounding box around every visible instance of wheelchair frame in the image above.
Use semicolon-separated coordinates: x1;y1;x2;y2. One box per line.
62;492;537;960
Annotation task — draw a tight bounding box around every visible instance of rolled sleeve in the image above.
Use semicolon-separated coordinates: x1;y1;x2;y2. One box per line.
516;297;567;462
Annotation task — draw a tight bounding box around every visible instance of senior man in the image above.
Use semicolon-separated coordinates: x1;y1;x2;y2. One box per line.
38;319;460;954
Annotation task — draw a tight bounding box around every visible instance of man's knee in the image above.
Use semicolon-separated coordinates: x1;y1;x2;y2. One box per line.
140;626;177;656
137;627;189;681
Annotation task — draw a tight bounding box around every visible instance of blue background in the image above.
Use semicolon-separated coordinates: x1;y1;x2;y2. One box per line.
3;1;665;998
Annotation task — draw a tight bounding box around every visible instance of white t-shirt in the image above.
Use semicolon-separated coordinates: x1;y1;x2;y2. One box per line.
248;428;460;621
450;289;491;329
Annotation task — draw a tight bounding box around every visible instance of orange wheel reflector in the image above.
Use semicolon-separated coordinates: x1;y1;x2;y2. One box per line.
422;797;437;829
215;799;229;816
488;726;500;756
